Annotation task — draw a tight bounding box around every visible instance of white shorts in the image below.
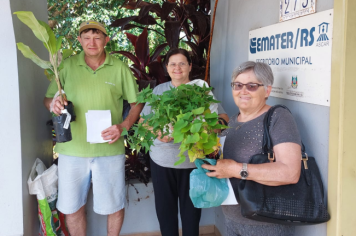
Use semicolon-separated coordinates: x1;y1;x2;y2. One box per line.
56;154;126;215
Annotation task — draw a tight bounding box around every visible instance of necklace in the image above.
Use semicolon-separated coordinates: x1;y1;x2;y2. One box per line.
235;122;246;131
220;114;246;137
235;113;247;130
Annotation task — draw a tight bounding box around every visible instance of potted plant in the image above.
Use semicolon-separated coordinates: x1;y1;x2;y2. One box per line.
14;11;74;143
123;83;228;165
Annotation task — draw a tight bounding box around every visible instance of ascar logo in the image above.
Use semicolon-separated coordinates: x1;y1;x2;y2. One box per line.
317;22;329;41
250;22;330;54
316;22;330;47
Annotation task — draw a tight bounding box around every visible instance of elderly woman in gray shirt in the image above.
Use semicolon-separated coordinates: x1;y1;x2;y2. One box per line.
202;61;302;236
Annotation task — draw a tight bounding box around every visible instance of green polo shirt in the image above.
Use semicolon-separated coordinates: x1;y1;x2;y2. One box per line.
46;51;138;157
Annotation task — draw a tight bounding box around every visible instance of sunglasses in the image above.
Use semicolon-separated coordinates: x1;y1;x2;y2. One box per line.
231;82;264;92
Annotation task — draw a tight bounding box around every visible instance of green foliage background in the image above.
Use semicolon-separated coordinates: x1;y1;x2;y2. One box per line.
47;0;169;64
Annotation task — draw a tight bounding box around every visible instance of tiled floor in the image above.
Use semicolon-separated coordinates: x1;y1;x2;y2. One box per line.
122;225;221;236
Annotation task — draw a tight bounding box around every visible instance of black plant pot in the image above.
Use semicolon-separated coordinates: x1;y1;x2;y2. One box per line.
66;101;76;122
52;102;74;143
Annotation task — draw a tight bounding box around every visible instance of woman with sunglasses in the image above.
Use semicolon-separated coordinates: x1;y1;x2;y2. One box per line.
202;61;302;236
140;48;229;236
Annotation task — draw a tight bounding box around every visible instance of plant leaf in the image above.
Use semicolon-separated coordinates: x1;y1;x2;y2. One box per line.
147;61;168;84
186;133;200;144
133;14;157;25
139;3;160;19
121;128;129;136
17;43;52;69
38;21;57;55
203;138;216;149
62;49;73;60
111;16;138;28
200;132;208;143
124;0;151;9
44;69;54;81
135;28;149;67
175;119;189;130
122;24;140;31
182;41;199;56
190;123;202;133
150;43;168;62
111;51;140;66
14;11;49;43
173;131;184;143
125;33;138;47
161;2;177;21
56;36;64;52
192;107;204;115
189;11;208;36
164;21;181;49
174;155;186;166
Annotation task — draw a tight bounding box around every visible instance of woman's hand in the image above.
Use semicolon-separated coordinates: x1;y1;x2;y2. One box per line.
214;114;229;133
157;131;173;143
202;159;240;179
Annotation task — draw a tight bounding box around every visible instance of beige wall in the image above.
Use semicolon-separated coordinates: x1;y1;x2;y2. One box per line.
328;0;356;235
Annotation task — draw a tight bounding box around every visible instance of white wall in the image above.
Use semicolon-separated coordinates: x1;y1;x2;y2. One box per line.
0;0;52;235
0;1;23;235
210;1;333;236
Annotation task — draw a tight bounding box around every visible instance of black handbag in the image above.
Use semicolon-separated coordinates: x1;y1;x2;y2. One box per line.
237;105;330;225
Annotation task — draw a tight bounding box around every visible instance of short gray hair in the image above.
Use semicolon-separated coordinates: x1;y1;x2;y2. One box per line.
231;61;274;88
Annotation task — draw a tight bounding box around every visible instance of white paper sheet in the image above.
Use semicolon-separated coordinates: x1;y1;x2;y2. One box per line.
219;136;226;150
218;136;238;205
86;110;112;143
221;178;238;205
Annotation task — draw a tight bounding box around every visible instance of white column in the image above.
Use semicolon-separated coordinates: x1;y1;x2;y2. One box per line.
1;0;52;235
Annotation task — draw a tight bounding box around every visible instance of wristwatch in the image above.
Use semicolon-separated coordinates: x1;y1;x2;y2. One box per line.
239;163;248;179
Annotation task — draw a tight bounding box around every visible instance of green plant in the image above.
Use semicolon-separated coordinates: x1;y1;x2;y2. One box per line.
112;0;211;80
111;27;169;90
14;11;73;104
122;84;228;165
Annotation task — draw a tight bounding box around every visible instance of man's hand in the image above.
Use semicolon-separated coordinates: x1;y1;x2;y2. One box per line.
102;102;143;144
101;124;123;144
44;96;68;115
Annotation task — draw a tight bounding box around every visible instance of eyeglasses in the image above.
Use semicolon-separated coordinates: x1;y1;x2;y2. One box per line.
167;62;189;68
231;82;264;92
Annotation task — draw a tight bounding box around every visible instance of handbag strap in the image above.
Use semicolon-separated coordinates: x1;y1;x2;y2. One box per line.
262;105;306;157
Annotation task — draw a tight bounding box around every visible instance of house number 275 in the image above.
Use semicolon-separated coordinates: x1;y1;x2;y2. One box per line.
284;0;309;14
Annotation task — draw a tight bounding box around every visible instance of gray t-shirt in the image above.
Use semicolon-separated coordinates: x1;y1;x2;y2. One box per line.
141;81;226;169
222;107;301;234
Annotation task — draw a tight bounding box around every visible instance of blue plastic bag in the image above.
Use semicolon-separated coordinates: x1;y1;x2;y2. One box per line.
189;158;229;208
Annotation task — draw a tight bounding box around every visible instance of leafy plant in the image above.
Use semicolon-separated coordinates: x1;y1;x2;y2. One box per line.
14;11;73;104
47;0;167;62
111;0;211;80
122;84;228;165
111;27;169;90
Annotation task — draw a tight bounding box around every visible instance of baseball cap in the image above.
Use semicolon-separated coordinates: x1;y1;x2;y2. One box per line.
79;20;107;35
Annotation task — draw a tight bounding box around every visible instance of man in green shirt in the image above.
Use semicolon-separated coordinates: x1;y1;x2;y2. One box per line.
43;21;143;236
